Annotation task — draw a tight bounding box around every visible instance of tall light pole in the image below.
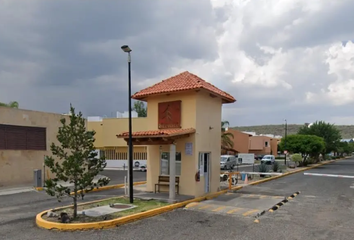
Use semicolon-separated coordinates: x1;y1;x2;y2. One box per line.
284;119;288;166
121;45;134;203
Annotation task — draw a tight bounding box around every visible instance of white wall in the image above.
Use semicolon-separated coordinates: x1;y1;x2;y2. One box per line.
105;159;147;168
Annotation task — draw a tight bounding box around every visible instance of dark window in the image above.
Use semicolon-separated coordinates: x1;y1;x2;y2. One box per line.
0;124;46;150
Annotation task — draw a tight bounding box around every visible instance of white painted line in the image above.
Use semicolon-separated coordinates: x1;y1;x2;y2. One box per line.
242;172;283;176
304;173;354;179
350;186;354;189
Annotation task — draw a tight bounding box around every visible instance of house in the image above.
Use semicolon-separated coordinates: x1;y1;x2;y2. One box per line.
223;129;252;154
248;135;279;156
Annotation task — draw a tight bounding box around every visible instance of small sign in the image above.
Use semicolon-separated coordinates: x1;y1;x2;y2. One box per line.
158;100;181;129
185;142;193;155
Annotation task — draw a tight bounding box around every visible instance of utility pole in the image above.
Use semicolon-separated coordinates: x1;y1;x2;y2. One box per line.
284;119;288;166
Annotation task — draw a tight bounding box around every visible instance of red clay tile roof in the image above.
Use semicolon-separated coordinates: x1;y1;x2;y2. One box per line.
116;128;196;138
132;71;236;103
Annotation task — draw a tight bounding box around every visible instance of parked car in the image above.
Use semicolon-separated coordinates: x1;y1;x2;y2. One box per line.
220;155;237;170
139;165;147;172
261;155;275;164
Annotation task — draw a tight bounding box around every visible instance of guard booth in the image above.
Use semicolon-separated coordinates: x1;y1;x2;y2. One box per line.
117;71;236;201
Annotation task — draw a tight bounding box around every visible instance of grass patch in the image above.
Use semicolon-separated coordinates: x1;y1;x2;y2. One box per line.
43;197;169;223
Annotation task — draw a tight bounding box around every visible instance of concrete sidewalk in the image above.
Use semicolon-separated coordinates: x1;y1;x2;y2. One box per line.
0;186;35;196
0;174;110;196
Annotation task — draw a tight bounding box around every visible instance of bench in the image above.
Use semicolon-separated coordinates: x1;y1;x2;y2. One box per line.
155;176;180;194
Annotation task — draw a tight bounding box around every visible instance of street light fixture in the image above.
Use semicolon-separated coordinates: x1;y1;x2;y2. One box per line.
121;45;133;203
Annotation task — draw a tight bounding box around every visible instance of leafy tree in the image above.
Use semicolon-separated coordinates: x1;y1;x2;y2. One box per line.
221;121;234;150
44;105;110;218
298;121;341;154
337;142;354;156
279;134;325;166
133;100;147;117
0;101;19;108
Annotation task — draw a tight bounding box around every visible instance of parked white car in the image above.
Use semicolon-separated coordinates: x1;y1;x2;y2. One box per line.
139;165;147;172
261;155;275;164
220;155;237;170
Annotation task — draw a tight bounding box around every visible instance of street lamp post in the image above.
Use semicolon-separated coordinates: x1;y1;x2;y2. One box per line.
121;45;134;203
284;119;288;166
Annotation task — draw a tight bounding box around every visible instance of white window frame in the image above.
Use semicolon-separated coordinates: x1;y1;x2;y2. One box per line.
160;152;181;176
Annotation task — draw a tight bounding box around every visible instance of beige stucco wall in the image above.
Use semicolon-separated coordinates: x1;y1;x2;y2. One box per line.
145;92;198;196
87;118;148;153
0;107;69;187
145;90;222;197
195;90;222;197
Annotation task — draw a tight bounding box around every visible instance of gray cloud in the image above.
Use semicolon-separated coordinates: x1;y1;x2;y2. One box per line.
1;0;353;128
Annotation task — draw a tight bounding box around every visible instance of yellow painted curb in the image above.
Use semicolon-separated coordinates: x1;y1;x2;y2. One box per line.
35;187;44;191
69;181;146;195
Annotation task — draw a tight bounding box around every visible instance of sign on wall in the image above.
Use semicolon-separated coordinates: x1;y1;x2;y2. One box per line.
158;100;181;129
238;153;255;164
185;142;193;155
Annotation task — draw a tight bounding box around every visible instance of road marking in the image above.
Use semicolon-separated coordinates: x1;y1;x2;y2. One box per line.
225;192;233;195
243;209;259;216
185;202;200;209
212;206;226;212
227;208;243;214
199;204;212;210
304;173;354;178
272;196;283;199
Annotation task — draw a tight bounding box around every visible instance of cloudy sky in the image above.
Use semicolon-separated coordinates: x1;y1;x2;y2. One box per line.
1;0;354;126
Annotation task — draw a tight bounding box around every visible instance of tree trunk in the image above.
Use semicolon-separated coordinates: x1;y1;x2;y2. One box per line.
73;183;78;218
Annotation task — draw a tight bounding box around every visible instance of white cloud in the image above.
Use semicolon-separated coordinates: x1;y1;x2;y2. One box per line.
306;41;354;106
1;0;354;126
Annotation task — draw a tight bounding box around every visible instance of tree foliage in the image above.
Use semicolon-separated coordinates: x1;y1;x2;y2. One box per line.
221;121;234;149
0;101;19;108
279;134;325;165
44;105;110;218
298;121;341;153
337;141;354;156
133;100;147;117
291;153;302;163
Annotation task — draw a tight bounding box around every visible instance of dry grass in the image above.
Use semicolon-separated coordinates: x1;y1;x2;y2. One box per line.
43;197;169;223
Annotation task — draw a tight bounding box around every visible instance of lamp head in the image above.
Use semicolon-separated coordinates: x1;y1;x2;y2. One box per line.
121;45;132;53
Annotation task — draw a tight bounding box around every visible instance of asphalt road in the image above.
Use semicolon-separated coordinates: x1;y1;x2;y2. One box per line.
102;170;147;185
1;158;354;240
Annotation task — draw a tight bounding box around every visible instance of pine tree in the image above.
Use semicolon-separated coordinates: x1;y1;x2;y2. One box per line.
44;105;110;218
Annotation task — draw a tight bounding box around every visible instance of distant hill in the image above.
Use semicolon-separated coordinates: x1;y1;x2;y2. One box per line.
232;124;354;139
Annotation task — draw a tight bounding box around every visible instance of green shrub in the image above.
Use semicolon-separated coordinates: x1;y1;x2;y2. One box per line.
325;155;332;160
272;161;279;172
258;163;268;173
291;154;302;164
307;158;316;164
